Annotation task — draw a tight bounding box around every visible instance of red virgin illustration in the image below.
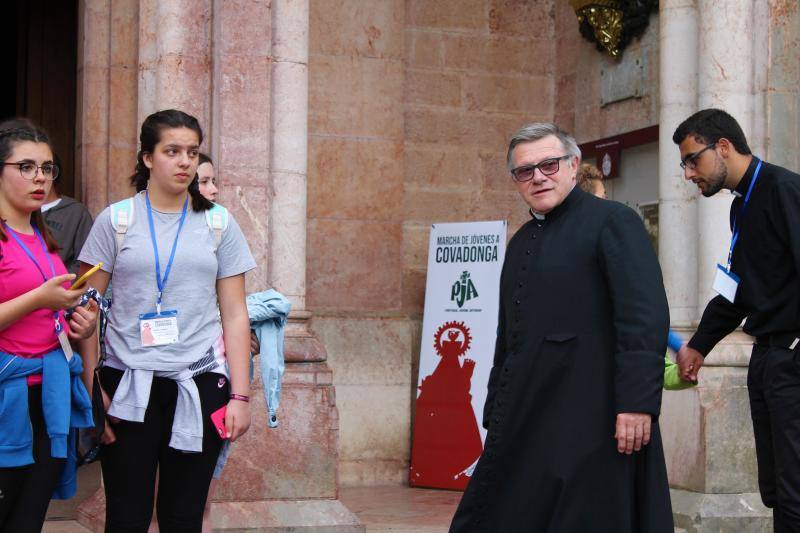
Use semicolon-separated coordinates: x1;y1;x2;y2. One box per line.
409;321;484;490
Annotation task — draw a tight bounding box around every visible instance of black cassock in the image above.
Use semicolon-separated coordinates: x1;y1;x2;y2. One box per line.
450;187;673;533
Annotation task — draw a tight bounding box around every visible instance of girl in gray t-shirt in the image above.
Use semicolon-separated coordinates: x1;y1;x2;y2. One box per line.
77;110;256;530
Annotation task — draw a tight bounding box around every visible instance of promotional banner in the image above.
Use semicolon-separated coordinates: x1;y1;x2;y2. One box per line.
409;220;506;490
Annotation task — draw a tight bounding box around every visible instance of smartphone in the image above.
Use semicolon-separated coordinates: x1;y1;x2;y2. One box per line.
71;262;103;290
210;405;228;440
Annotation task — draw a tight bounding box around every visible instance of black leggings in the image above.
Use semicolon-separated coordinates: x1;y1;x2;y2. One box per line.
0;385;66;533
99;367;229;533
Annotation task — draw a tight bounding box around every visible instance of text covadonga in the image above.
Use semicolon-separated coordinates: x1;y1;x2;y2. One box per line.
435;233;500;264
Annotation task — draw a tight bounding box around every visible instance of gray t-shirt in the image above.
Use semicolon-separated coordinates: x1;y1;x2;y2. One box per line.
79;192;256;371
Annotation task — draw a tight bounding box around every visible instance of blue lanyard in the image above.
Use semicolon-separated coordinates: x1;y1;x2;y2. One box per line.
3;223;63;334
145;191;189;313
727;159;763;270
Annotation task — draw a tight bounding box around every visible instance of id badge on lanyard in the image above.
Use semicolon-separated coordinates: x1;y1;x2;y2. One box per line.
713;264;740;303
140;191;188;348
139;310;179;346
713;160;763;304
4;224;73;360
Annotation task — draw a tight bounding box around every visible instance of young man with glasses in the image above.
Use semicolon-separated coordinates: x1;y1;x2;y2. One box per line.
450;123;673;533
673;108;800;531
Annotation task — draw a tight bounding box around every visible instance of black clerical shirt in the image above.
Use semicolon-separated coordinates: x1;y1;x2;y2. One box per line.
689;157;800;355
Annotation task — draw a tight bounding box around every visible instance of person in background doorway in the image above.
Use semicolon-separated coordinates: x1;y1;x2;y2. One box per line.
41;153;93;275
576;162;606;199
197;153;218;203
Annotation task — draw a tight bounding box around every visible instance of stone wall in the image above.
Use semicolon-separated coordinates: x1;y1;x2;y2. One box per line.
554;2;659;144
307;0;409;486
307;0;556;485
764;0;800;170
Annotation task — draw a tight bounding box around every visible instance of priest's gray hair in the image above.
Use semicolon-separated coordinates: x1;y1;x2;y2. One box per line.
506;123;581;172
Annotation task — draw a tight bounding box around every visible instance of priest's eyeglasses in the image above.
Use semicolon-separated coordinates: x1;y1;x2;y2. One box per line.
510;155;571;183
679;143;716;170
1;161;60;181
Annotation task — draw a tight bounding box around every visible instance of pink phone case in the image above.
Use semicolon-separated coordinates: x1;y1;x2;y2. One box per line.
211;406;228;439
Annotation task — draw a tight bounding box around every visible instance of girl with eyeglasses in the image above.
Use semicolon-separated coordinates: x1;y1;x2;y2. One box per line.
0;118;97;532
76;110;255;531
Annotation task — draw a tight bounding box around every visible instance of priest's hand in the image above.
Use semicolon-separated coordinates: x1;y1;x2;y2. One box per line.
615;412;651;454
677;345;704;382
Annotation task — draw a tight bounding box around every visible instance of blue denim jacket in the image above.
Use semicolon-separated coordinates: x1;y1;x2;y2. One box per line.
247;289;291;428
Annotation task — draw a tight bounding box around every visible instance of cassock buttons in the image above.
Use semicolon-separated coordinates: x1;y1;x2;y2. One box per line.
526;250;531;255
515;299;520;305
518;281;523;287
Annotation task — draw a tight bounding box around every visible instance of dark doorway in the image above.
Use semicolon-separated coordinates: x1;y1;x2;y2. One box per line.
2;0;79;199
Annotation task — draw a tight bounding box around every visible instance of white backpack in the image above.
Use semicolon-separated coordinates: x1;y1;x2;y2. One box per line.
108;194;229;251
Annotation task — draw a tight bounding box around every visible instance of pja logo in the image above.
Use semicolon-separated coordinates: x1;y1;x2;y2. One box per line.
451;271;478;308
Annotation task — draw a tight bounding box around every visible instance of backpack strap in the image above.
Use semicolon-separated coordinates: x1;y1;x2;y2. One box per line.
205;203;229;248
109;197;135;251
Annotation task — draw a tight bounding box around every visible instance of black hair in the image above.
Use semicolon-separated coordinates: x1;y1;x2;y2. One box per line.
52;152;62;183
129;109;213;211
672;108;752;155
198;153;213;166
0;118;60;251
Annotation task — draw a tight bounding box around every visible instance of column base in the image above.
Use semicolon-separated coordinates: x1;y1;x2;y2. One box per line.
670;488;772;532
77;490;364;532
285;310;328;362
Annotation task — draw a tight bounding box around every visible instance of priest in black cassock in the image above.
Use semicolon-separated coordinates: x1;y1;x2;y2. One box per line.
449;123;673;532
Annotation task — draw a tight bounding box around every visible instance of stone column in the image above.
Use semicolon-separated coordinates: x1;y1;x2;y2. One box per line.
268;0;327;362
657;0;698;328
695;0;753;311
76;0;111;214
658;1;772;529
76;0;139;214
137;0;212;127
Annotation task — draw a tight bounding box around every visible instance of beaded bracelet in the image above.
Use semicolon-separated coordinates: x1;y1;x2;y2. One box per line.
230;393;250;402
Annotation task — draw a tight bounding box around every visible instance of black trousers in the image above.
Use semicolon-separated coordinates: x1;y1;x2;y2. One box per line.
0;384;66;533
100;367;228;533
749;344;800;532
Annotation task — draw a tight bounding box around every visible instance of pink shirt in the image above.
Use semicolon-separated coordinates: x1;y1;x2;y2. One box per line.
0;229;71;385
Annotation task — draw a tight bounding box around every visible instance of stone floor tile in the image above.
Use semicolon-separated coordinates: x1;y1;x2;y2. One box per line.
42;520;91;532
340;485;461;532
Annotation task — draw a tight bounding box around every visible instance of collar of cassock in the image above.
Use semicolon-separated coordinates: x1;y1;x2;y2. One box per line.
528;184;581;221
732;156;761;198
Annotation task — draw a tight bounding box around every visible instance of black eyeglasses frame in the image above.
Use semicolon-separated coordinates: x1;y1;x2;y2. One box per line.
679;143;717;171
510;155;573;183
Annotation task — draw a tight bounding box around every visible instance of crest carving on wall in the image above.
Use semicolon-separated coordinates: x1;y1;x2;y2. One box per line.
569;0;659;58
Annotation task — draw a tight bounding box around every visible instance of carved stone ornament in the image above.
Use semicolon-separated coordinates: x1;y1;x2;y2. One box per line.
569;0;658;59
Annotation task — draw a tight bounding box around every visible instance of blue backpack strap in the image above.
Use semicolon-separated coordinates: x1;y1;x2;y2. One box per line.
205;203;229;248
109;197;135;252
